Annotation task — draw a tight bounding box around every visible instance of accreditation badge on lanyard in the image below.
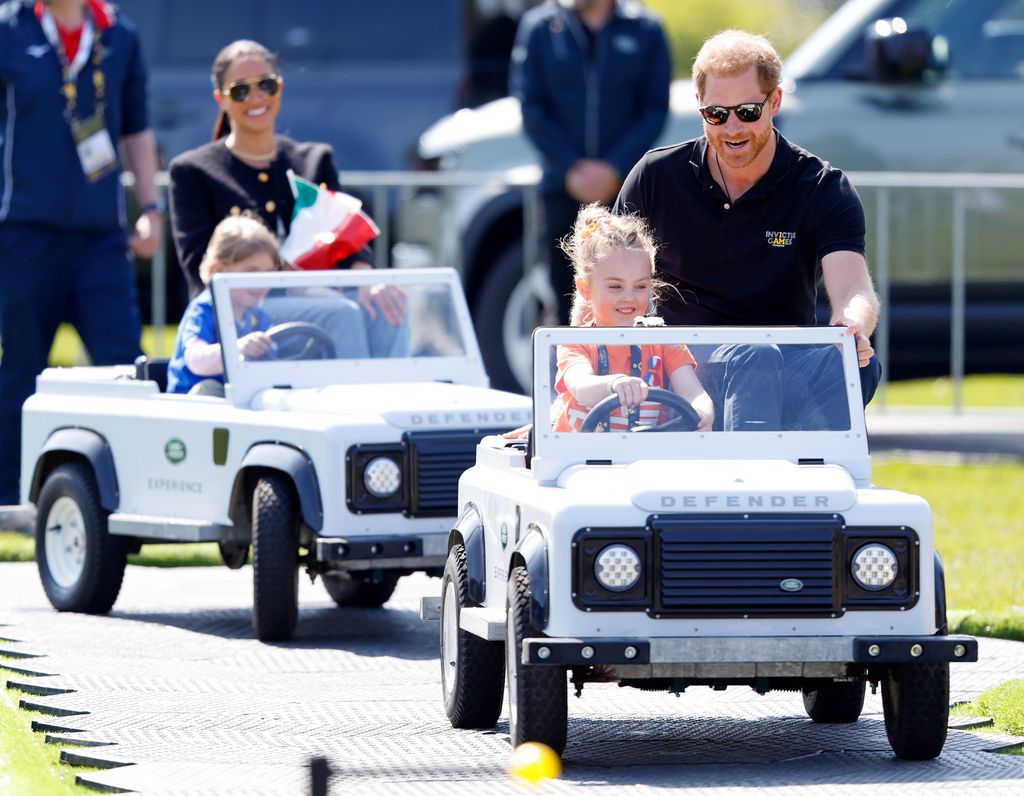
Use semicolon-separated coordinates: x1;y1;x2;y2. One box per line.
41;9;117;183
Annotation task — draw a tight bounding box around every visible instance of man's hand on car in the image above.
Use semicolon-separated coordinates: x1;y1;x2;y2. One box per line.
359;284;408;326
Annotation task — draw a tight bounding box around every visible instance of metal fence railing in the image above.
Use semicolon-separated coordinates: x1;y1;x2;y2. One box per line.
137;169;1024;412
846;172;1024;412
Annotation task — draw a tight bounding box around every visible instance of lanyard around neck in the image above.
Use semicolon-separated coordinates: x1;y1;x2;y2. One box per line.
39;8;104;118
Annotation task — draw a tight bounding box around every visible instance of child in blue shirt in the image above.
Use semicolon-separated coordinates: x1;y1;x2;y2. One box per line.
167;214;279;394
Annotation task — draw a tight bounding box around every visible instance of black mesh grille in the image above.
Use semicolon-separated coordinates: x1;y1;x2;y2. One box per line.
404;429;508;517
653;515;840;617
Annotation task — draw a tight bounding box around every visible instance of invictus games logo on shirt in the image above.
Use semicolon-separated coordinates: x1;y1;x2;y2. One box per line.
766;230;796;247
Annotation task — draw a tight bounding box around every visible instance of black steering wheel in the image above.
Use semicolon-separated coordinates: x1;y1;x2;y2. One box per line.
579;387;700;433
257;321;337;361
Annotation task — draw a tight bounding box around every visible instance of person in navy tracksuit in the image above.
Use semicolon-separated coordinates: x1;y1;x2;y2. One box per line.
509;0;671;325
0;0;162;504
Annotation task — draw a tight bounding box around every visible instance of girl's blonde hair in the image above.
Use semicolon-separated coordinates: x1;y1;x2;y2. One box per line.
198;212;280;285
560;203;661;326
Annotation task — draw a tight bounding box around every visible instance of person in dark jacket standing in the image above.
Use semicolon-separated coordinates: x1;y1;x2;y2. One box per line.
510;0;671;324
0;0;161;505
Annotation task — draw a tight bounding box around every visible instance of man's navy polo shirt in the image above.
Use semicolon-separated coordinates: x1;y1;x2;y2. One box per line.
0;0;149;232
614;131;866;327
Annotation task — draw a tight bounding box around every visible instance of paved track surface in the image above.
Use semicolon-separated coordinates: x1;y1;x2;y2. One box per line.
2;562;1023;795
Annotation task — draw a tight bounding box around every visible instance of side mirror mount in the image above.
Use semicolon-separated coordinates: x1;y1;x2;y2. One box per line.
863;17;947;83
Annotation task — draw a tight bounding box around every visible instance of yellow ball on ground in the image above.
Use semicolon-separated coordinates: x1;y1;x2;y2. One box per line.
509;742;562;782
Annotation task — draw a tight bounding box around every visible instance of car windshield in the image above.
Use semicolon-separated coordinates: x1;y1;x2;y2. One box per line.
530;326;869;477
209;268;486;398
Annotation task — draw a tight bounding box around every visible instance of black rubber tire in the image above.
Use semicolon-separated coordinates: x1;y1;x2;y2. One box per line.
474;242;538;394
506;565;567;754
323;571;401;608
881;662;950;760
440;545;505;728
251;474;300;641
35;462;126;614
802;680;866;723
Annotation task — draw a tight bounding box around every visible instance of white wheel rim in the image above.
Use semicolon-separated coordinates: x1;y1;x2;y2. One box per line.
504;266;557;393
506;608;518;728
441;580;458;702
44;496;87;589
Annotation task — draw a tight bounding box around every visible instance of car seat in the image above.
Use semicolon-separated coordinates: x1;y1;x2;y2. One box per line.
134;355;170;393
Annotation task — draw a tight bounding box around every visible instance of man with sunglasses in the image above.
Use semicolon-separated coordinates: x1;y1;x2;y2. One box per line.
0;0;160;505
614;29;881;431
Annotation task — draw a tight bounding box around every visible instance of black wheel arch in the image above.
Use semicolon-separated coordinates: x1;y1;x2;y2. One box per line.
29;428;119;511
448;503;486;605
510;525;549;633
230;443;323;532
934;550;948;635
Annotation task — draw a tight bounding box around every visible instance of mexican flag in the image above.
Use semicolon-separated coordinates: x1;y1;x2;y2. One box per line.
279;170;379;270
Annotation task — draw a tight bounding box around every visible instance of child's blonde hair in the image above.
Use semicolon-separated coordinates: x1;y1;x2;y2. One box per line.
560;203;661;326
198;212;280;284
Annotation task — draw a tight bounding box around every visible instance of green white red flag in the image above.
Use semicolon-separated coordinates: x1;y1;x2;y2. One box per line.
279;170;379;270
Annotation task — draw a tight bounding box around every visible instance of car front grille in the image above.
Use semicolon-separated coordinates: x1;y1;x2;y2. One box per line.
651;515;841;618
403;429;509;517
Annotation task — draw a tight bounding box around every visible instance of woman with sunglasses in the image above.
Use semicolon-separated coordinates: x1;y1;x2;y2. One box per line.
168;40;406;357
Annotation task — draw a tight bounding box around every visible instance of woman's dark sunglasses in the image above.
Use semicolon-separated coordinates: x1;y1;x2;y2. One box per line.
699;90;774;125
226;75;281;103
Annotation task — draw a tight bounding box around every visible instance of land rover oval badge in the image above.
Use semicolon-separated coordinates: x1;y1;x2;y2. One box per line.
780;578;804;593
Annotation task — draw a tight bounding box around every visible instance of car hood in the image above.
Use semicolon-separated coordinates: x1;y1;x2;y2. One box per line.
418;83;702;159
252;382;532;430
557;459;858;513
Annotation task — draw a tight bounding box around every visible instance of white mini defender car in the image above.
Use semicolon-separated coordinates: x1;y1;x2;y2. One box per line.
432;325;977;760
16;268;530;641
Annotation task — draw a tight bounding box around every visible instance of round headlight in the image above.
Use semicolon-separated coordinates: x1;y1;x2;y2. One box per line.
594;544;641;592
851;543;898;590
363;456;401;498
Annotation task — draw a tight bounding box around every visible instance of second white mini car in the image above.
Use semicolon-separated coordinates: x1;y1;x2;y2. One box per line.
18;268;530;641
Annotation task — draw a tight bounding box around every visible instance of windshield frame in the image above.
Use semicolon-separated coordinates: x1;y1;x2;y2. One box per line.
530;326;870;483
210;267;487;405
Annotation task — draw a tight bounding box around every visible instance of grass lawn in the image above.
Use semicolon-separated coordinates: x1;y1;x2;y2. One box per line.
0;681;99;794
876;373;1024;409
0;532;222;567
873;459;1024;618
50;323;177;367
951;679;1024;746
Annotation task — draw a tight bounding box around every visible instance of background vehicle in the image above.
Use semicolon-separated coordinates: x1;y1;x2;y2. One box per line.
402;0;1024;391
17;269;530;642
430;325;978;758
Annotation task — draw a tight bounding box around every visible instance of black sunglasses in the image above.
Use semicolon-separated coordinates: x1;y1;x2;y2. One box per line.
225;75;281;103
699;90;774;125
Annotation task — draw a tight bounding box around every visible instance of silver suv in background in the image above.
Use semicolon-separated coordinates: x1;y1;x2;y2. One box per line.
401;0;1024;392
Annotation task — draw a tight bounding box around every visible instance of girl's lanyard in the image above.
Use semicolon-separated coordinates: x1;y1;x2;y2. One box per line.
596;344;643;429
40;9;116;182
596;344;643;378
